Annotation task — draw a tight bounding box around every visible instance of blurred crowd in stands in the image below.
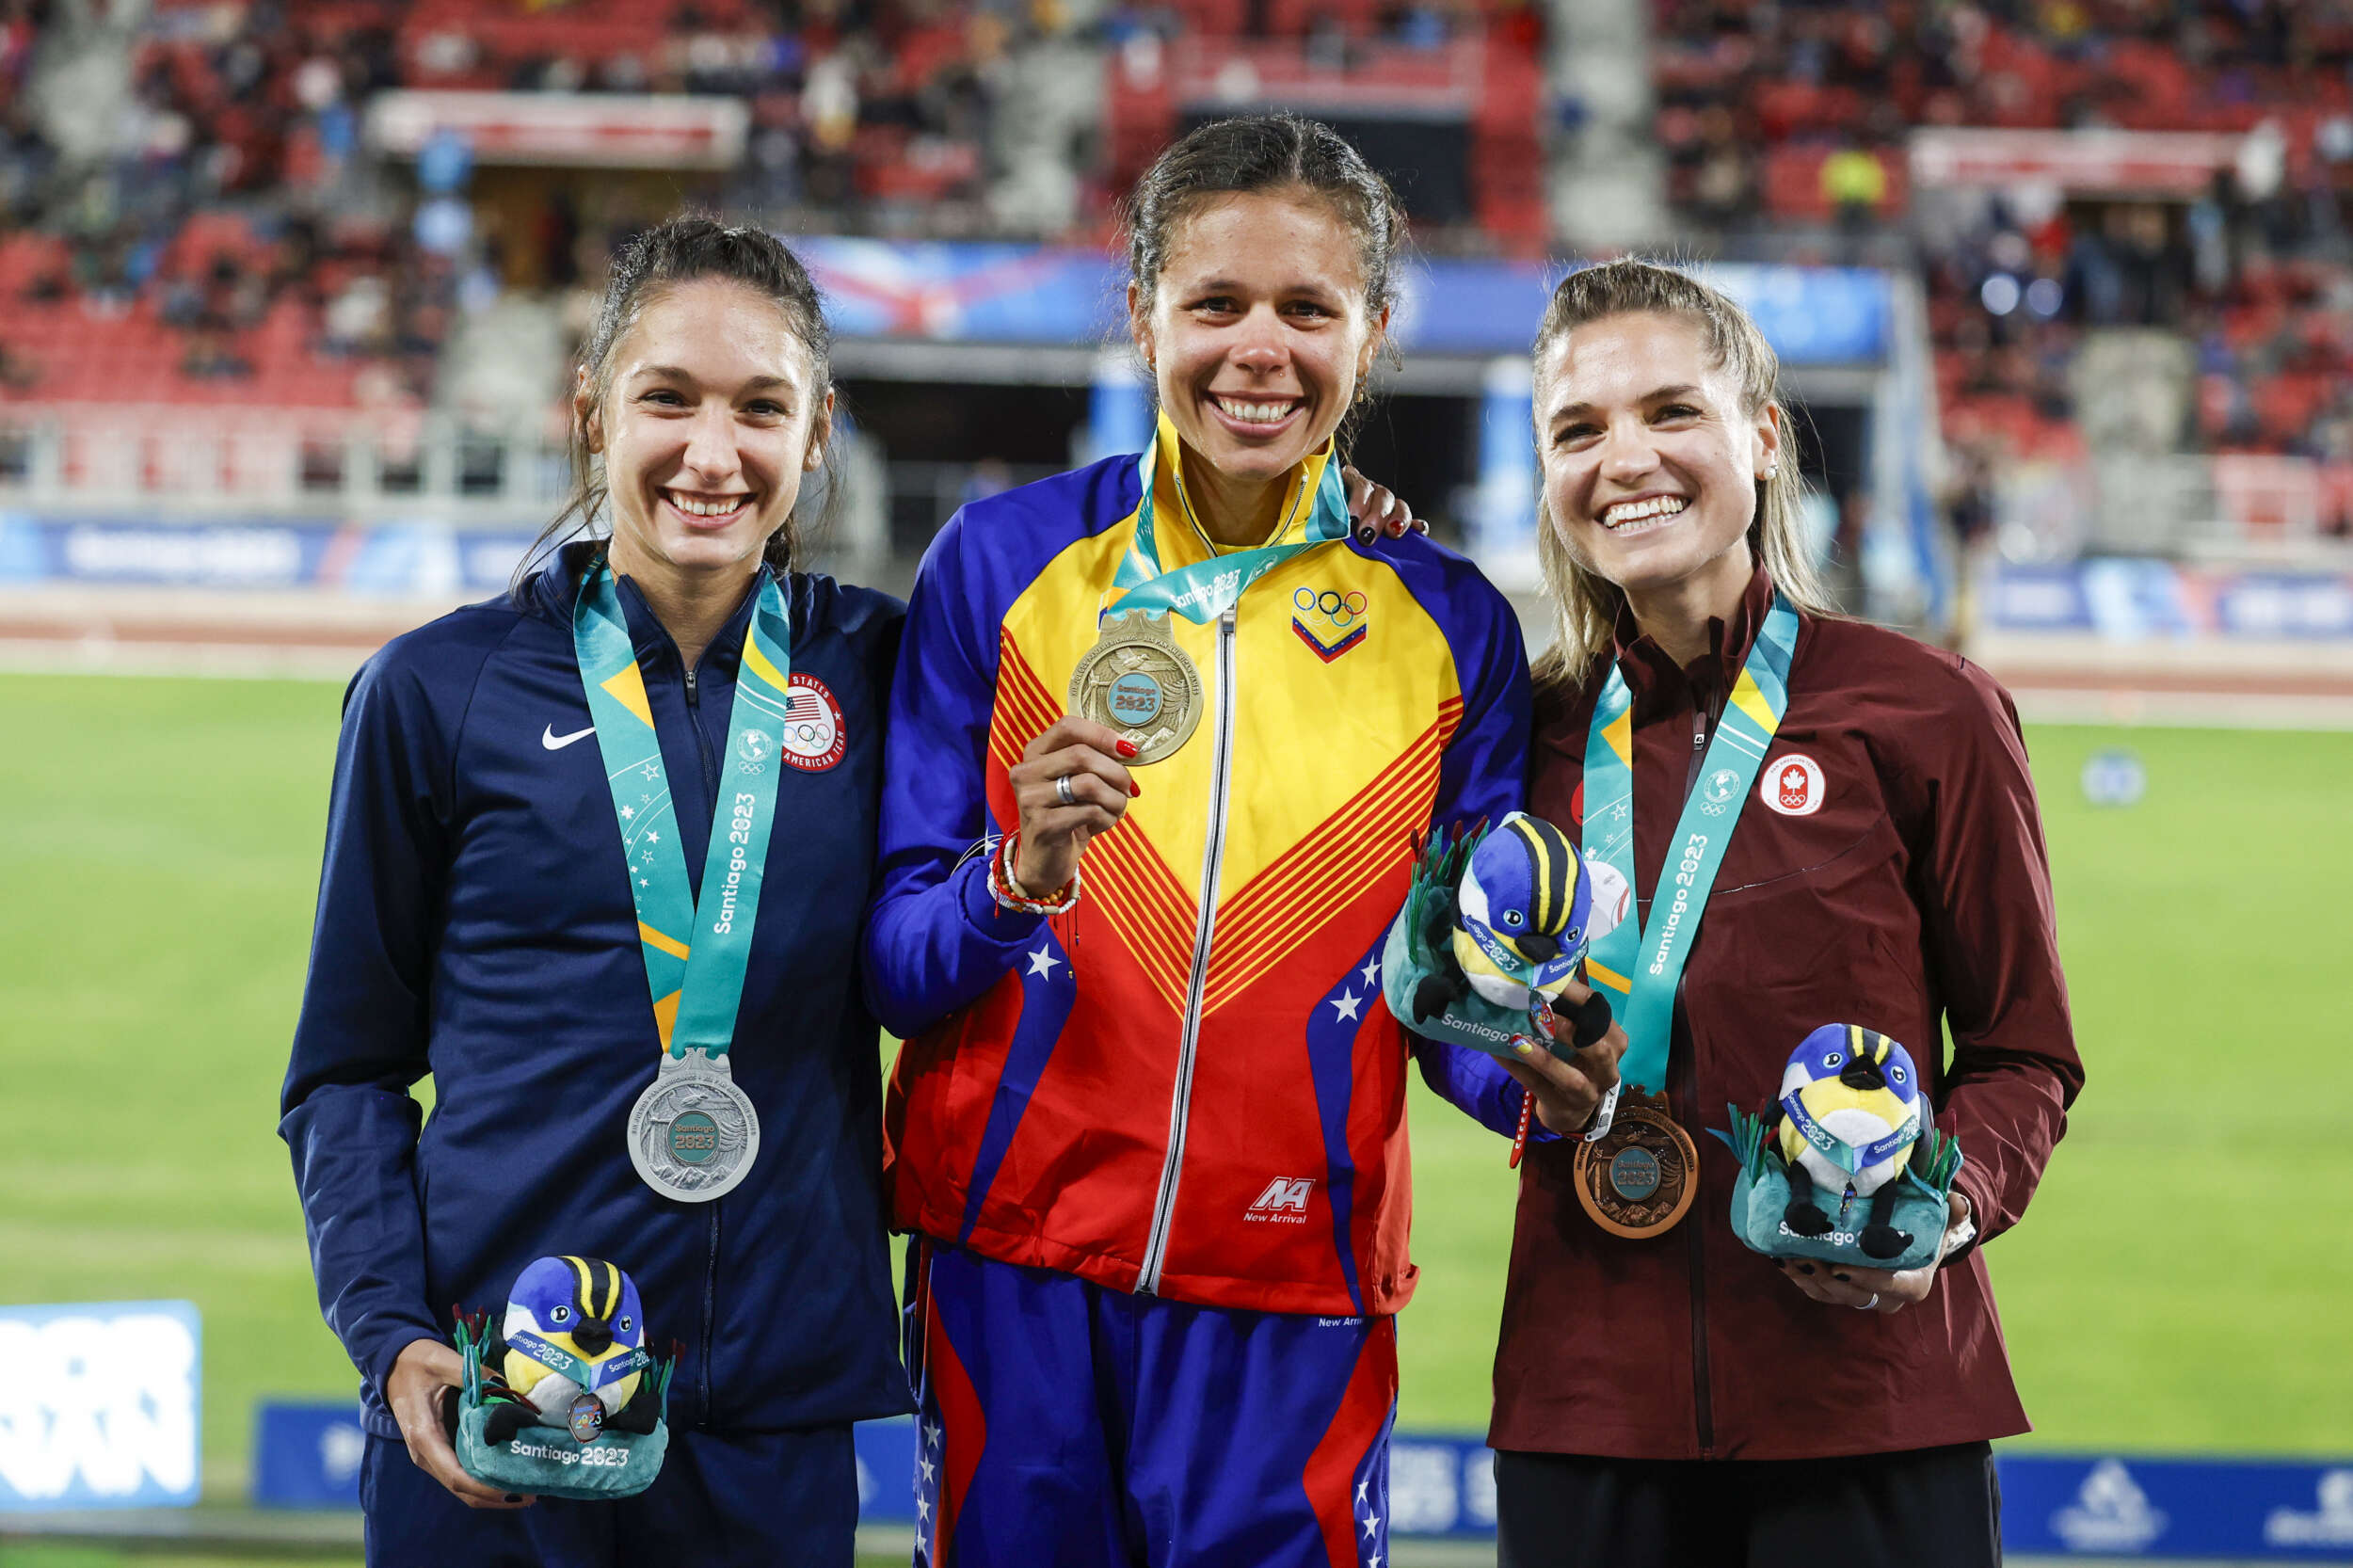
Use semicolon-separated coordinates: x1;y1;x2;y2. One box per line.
1651;0;2353;511
0;0;2350;544
0;0;1532;414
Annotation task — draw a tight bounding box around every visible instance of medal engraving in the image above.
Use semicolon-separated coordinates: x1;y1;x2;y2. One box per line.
1070;610;1204;765
627;1048;760;1203
1572;1088;1700;1238
566;1392;606;1444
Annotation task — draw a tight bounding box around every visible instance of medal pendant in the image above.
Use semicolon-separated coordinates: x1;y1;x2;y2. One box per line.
1069;610;1204;765
1572;1087;1700;1239
626;1048;760;1203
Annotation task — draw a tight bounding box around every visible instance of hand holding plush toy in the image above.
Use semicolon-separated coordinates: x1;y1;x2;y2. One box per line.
483;1256;660;1444
1775;1026;1924;1261
1718;1024;1964;1276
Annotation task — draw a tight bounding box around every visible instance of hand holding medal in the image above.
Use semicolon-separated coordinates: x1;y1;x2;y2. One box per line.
1005;715;1142;901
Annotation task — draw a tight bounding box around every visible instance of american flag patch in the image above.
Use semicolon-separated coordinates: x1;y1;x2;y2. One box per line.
779;674;847;772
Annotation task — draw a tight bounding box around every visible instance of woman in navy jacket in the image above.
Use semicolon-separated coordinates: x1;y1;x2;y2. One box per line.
279;219;908;1567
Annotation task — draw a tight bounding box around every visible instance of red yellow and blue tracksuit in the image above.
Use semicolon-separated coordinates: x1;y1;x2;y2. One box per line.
864;422;1530;1566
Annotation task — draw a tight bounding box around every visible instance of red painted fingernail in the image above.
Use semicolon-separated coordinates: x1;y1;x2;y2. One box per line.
1115;739;1139;758
1129;780;1142;797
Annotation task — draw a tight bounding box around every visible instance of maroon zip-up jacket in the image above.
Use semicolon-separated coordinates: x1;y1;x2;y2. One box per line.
1494;567;2082;1462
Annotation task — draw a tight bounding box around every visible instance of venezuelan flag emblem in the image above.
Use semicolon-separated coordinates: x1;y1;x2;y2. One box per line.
1291;585;1369;662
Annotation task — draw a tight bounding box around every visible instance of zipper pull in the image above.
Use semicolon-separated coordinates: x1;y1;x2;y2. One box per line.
684;666;699;708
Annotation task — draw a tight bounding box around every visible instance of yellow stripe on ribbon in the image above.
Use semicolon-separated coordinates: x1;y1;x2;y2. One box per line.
651;990;681;1050
1730;670;1778;737
1599;707;1634;767
600;663;655;729
742;635;790;696
1586;957;1633;996
638;922;691;962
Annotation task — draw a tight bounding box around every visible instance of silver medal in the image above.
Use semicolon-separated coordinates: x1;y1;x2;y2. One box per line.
626;1048;760;1203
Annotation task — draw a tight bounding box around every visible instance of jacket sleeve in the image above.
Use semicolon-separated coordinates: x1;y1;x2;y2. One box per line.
1409;559;1539;1139
1913;661;2083;1252
277;650;453;1396
862;512;1044;1038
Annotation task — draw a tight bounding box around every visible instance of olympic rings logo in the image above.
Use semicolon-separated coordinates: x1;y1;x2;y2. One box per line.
1292;585;1369;629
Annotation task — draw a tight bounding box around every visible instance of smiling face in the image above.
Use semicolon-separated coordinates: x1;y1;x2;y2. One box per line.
582;277;832;585
1536;310;1779;617
1130;189;1385;500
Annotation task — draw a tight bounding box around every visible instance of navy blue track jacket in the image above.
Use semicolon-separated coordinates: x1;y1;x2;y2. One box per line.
280;542;912;1440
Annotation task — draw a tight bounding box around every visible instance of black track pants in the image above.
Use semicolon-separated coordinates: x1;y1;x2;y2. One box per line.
1495;1441;2001;1568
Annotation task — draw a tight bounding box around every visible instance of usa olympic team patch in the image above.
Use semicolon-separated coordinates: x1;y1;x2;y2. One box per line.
1762;752;1825;816
780;675;846;772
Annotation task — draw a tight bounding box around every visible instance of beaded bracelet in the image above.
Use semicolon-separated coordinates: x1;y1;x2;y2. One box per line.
989;830;1081;916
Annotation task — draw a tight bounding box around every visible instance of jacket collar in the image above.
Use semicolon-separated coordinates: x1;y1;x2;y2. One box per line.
1609;559;1777;710
1142;410;1340;563
529;537;771;671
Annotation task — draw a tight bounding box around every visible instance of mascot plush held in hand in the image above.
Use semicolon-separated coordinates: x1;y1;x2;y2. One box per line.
1776;1025;1926;1260
483;1256;659;1445
1414;812;1598;1022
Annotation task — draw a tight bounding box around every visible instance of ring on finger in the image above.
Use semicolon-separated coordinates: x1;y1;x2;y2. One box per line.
1055;774;1077;808
1860;1292;1881;1311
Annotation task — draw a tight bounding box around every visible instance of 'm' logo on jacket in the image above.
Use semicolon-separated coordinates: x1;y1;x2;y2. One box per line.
1246;1177;1317;1222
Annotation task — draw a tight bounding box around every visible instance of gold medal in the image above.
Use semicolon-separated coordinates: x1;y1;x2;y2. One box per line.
1069;609;1204;765
1572;1087;1700;1238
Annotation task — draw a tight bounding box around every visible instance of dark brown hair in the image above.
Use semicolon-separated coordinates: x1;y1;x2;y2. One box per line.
520;216;835;590
1122;113;1406;322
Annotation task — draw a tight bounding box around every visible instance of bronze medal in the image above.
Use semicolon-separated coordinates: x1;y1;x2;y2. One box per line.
1069;609;1204;765
1572;1087;1700;1238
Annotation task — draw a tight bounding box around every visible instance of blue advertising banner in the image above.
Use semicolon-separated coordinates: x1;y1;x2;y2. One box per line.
2003;1456;2353;1560
1987;559;2353;642
250;1402;368;1510
840;1423;2353;1560
248;1404;2353;1562
792;239;1894;366
0;516;541;596
0;1301;200;1512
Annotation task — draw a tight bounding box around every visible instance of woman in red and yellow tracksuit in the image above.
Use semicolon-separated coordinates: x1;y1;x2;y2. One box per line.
862;117;1533;1567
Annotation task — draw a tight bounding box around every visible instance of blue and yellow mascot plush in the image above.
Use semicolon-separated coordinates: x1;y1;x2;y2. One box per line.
452;1256;675;1500
1718;1025;1965;1272
1380;812;1607;1061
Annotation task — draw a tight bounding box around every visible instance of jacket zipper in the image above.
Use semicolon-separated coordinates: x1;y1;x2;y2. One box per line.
681;654;722;1424
1137;605;1239;1295
699;1206;720;1424
1680;672;1716;1455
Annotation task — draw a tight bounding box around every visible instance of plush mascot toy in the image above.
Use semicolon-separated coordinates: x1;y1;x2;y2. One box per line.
1775;1025;1925;1259
1717;1024;1964;1272
484;1255;658;1444
452;1256;674;1501
1412;812;1594;1027
1383;813;1623;1064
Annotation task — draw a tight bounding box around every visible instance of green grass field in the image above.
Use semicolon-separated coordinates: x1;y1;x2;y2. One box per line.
2;671;2347;1534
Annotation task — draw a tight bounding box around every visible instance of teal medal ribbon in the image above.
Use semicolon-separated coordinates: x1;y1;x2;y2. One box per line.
1104;413;1354;623
573;561;792;1202
1581;593;1801;1094
1069;415;1353;763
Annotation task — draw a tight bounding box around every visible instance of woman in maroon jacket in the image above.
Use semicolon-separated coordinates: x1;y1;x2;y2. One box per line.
1485;260;2082;1567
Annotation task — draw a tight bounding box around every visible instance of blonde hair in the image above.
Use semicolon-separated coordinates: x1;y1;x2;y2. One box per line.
1527;259;1833;696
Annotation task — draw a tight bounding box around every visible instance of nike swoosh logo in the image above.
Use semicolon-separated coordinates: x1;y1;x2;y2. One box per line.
542;724;597;751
